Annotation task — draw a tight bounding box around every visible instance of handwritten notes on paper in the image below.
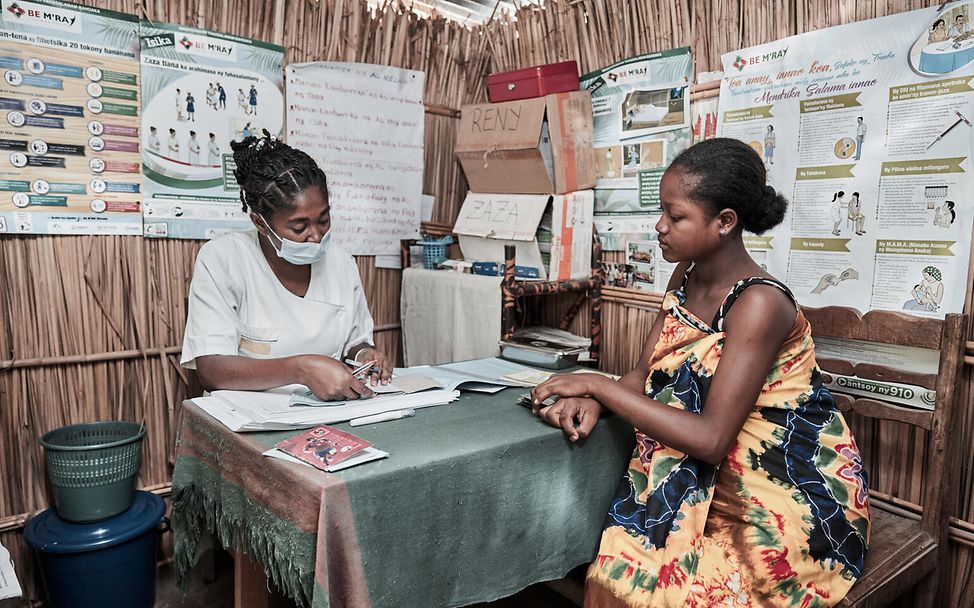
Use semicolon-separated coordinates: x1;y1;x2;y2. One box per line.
286;63;425;255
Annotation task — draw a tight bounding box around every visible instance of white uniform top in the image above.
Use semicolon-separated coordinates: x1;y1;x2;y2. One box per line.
180;230;374;369
207;140;220;165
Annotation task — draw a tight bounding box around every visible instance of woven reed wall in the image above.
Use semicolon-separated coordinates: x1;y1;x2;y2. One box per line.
2;0;972;603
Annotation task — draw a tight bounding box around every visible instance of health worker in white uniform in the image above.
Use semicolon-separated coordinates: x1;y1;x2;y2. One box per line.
180;132;392;400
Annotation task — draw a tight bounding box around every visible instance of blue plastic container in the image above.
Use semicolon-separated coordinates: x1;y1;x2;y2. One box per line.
24;491;168;608
416;235;454;269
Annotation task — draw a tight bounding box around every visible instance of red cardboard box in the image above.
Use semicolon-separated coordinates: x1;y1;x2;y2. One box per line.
487;60;579;102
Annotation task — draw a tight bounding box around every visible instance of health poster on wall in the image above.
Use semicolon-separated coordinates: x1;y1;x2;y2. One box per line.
140;22;284;239
0;0;142;235
580;48;693;253
718;2;974;320
285;62;424;256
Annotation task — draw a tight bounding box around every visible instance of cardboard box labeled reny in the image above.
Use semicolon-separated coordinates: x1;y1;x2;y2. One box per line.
453;190;594;282
454;91;596;195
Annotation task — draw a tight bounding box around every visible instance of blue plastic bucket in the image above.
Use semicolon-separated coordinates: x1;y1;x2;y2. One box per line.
24;491;168;608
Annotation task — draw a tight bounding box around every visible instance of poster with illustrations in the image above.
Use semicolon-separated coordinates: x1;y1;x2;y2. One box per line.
140;21;284;239
0;0;142;235
625;239;678;293
285;62;424;256
692;71;722;143
718;2;974;321
581;48;693;250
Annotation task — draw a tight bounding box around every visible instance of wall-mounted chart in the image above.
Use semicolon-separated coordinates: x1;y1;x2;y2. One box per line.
0;0;142;235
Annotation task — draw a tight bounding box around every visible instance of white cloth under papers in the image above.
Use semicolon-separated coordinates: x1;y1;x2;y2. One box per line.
401;267;502;366
181;230;374;369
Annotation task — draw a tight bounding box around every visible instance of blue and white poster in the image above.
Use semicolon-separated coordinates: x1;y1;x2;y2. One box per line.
140;21;284;239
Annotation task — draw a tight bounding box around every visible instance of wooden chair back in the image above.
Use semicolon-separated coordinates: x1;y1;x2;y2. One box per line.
802;306;966;557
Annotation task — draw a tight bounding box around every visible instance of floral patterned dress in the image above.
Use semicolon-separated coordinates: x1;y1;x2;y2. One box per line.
585;275;871;608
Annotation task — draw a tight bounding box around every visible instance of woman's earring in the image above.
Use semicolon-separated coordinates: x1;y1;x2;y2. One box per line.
719;228;726;235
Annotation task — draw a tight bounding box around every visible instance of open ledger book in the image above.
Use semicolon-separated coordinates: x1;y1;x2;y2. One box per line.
193;357;536;432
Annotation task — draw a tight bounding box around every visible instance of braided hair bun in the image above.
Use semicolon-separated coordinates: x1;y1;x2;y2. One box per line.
229;130;328;216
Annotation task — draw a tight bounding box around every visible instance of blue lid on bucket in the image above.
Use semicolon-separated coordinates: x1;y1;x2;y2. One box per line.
25;491;165;554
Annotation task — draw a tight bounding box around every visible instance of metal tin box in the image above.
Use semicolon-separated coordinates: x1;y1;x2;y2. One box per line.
487;60;579;102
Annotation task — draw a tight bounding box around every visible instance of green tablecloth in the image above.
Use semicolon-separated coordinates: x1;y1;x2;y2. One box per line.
172;388;635;608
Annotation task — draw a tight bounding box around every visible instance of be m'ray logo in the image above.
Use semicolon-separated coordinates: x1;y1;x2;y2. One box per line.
1;0;83;33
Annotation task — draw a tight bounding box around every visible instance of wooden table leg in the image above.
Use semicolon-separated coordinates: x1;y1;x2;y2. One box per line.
502;244;517;341
234;550;272;608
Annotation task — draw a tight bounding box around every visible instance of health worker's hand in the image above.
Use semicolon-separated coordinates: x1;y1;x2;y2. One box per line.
298;355;373;401
354;347;393;386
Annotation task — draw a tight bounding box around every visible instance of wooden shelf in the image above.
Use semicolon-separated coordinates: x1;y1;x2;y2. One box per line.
501;241;603;359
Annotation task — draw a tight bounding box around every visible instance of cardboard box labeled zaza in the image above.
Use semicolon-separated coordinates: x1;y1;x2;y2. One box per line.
453;190;594;282
454;91;596;195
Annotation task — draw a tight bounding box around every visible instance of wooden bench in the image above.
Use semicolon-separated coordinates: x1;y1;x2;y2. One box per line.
803;306;967;607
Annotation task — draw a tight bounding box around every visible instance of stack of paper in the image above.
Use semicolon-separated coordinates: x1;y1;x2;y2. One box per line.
193;385;460;432
0;539;21;601
193;357;537;432
511;326;591;349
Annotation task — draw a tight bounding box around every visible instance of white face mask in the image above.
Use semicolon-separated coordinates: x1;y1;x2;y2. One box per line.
258;214;330;265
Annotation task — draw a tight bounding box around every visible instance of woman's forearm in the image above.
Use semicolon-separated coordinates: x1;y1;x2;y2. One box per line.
617;367;649;393
195;354;309;392
591;377;732;465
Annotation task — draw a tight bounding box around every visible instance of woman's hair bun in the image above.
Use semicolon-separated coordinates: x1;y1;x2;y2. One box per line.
748;184;787;234
227;130;328;216
669;138;789;234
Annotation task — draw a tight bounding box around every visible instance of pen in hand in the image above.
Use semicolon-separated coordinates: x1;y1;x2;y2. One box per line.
350;359;378;380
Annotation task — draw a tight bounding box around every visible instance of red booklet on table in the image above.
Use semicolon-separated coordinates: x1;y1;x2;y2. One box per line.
274;425;387;472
